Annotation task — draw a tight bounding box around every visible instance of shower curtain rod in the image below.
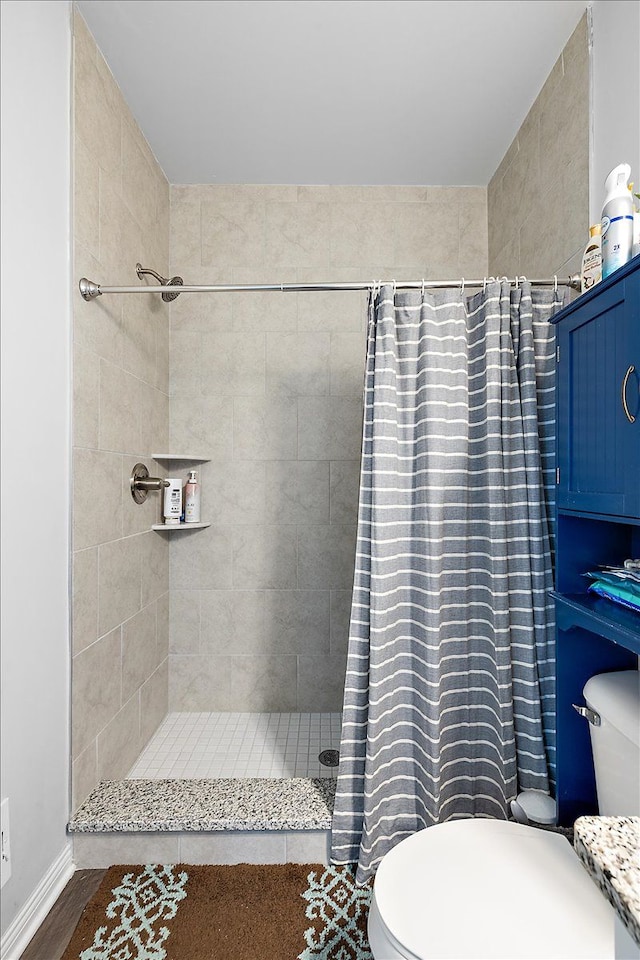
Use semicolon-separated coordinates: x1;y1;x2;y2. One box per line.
79;274;582;300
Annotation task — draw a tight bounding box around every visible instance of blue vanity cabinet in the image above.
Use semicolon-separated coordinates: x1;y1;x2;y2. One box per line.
551;255;640;826
555;257;640;517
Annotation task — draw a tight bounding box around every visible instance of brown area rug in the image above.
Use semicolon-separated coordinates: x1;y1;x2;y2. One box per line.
62;863;373;959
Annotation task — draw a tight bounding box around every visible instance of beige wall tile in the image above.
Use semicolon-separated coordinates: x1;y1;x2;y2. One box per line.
73;11;170;808
140;530;169;607
297;289;363;332
73;449;123;549
266;331;330;396
98;535;142;636
297;655;347;711
170;201;202;270
74;137;100;260
170;525;234;590
73;341;100;449
99;359;140;454
139;382;170;454
330;589;352;657
170;290;233;335
97;692;141;780
156;593;170;664
170;590;201;654
201;330;266;396
200;590;265;654
99;174;142;282
488;15;588;279
203;461;266;525
72;627;121;758
74;38;121;180
74;247;124;366
73;547;99;655
264;203;331;268
329;332;366;397
232;525;297;589
122;602;158;703
232;288;298;334
265;461;329;524
140;658;169;747
72;742;98;810
122;120;159;235
329;460;361;524
393;202;460;272
122;296;158;386
297;524;357;590
233;397;298;460
263;590;330;655
170;395;233;458
330;203;394;266
297;397;363;461
201;201;265;267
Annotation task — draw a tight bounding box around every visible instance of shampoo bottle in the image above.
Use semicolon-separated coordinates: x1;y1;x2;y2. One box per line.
163;478;182;524
184;470;201;523
580;223;602;293
601;163;634;279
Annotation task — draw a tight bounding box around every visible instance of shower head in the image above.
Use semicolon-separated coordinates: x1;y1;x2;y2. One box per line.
136;263;184;301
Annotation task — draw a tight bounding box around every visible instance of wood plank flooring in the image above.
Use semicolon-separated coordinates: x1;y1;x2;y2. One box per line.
20;869;106;960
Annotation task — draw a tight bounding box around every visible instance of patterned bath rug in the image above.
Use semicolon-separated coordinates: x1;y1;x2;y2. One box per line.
62;862;373;960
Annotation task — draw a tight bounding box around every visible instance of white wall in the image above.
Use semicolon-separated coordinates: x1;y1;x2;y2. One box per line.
590;0;640;223
0;0;73;946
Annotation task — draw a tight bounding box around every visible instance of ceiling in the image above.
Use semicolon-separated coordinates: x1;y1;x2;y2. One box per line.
76;0;588;186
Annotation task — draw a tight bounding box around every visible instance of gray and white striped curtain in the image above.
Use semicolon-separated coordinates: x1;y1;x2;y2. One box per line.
331;280;563;884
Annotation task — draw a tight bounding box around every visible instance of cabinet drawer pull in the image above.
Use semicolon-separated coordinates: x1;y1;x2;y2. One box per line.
621;364;636;423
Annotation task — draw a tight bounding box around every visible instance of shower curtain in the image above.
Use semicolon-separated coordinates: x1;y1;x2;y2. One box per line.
331;280;563;884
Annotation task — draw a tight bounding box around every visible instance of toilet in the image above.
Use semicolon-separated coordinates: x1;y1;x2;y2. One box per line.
368;670;640;960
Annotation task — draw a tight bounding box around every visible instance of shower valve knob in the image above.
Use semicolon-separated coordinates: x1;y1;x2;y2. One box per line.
130;463;170;504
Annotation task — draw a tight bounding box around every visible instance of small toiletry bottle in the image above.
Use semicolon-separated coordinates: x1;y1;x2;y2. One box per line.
163;478;182;524
632;186;640;259
580;223;602;293
184;470;201;523
601;163;634;278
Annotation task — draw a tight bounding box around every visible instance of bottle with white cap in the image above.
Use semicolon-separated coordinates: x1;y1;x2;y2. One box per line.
601;162;634;279
184;469;201;523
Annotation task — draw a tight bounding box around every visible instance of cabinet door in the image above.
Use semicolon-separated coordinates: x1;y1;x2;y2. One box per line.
556;270;640;517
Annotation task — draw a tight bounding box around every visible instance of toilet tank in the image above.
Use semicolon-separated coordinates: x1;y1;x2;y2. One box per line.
583;670;640;815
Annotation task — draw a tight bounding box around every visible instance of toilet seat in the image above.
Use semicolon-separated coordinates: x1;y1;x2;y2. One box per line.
368;819;615;959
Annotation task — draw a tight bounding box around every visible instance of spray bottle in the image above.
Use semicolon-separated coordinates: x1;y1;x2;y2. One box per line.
601;163;634;279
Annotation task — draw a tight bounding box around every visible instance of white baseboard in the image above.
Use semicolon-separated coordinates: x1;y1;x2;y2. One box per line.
1;843;74;960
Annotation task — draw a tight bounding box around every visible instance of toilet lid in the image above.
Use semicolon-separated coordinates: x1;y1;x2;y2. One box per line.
372;819;614;959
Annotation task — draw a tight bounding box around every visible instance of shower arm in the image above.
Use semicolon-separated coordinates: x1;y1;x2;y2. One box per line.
79;274;582;300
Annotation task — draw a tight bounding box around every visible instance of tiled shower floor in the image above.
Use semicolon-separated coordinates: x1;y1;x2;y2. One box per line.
128;711;343;780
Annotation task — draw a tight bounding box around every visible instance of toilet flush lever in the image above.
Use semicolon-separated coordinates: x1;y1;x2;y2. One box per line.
130;463;170;504
572;703;601;726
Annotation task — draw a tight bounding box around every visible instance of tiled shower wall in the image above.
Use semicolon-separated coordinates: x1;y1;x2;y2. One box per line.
488;15;589;278
167;184;488;712
72;11;171;806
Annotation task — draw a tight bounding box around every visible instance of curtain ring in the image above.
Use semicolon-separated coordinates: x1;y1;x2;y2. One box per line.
392;278;397;297
515;275;519;289
421;278;426;298
483;277;487;292
460;277;465;295
553;275;558;293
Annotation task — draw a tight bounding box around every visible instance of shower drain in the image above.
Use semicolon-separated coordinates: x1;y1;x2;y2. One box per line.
318;749;340;768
